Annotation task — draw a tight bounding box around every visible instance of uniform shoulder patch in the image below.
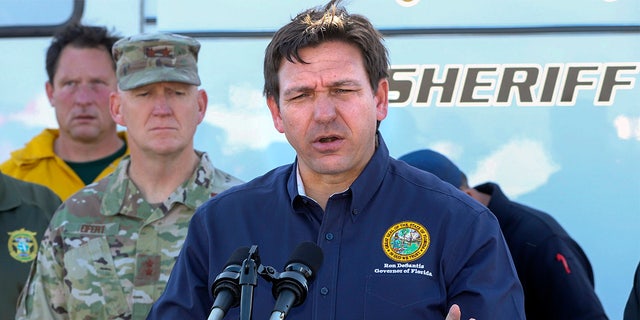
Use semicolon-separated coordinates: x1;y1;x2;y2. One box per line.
382;221;430;262
7;228;38;263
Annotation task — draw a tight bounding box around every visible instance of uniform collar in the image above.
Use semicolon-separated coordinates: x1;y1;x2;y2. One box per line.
0;173;21;210
9;129;129;164
9;129;59;163
475;182;513;226
101;151;216;218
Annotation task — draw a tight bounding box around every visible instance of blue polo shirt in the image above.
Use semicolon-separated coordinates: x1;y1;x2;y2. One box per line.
149;135;524;319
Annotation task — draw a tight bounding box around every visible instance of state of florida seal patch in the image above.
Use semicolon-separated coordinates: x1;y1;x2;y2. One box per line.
382;221;430;262
8;228;38;263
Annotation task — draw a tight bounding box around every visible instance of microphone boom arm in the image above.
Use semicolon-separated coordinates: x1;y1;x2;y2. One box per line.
238;245;260;320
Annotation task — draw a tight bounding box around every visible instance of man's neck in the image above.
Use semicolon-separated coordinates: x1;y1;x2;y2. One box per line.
127;149;200;204
55;132;124;162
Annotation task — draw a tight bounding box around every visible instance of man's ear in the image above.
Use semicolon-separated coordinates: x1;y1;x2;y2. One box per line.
196;89;208;124
267;95;285;133
110;91;126;126
45;81;55;107
374;78;389;122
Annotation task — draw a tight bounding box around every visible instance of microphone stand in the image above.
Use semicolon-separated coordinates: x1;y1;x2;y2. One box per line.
239;245;260;320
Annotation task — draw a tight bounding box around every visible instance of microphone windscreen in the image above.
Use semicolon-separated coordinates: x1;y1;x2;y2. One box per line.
225;246;251;267
286;242;324;275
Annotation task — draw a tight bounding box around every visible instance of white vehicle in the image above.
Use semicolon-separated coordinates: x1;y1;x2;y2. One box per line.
1;1;638;318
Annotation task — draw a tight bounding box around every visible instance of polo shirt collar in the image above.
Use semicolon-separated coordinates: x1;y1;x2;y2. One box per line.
285;132;390;220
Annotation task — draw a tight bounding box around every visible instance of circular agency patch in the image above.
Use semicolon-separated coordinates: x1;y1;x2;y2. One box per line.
396;0;420;7
7;228;38;263
382;221;430;262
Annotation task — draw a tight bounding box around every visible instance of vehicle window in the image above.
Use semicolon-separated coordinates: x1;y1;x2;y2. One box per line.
0;0;81;37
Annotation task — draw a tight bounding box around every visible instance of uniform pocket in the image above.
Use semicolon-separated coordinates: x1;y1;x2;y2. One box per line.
63;237;128;318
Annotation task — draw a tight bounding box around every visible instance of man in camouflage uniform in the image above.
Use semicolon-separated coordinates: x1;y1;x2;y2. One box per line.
15;33;243;319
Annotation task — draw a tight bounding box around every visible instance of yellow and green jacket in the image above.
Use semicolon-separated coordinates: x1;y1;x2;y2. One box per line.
0;129;129;201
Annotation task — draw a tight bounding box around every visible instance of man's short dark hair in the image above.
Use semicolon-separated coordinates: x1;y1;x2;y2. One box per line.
46;23;120;83
263;0;389;105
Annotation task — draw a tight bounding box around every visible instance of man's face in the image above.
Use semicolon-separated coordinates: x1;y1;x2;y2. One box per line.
46;46;118;143
110;82;206;157
267;41;388;182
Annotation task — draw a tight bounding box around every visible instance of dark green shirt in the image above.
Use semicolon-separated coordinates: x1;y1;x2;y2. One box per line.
66;142;127;185
0;172;61;320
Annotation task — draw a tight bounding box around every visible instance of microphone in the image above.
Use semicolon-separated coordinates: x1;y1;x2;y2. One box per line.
208;246;250;320
269;242;324;320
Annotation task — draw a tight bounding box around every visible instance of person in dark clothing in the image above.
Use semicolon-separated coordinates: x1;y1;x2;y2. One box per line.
624;261;640;320
399;148;609;320
0;171;61;319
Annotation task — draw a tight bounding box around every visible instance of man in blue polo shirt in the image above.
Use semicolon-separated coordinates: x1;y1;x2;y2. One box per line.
149;1;525;319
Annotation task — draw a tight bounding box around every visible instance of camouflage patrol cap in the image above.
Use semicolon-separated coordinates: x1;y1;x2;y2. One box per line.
112;32;201;90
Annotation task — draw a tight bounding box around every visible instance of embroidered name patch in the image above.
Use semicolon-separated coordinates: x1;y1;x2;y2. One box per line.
64;223;119;236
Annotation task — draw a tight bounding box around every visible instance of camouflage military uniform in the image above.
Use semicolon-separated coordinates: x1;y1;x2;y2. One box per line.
15;152;243;319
